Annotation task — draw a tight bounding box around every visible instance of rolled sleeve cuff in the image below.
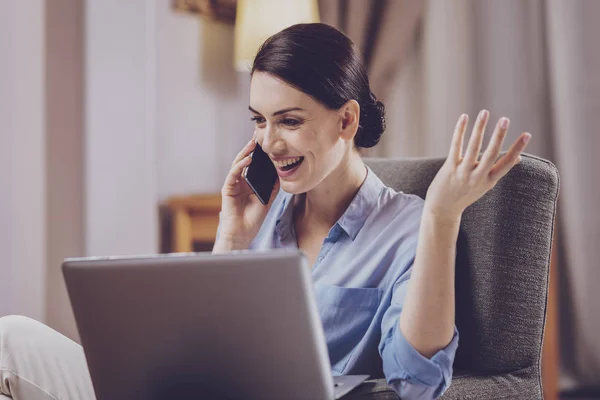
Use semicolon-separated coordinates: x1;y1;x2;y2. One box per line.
383;324;459;390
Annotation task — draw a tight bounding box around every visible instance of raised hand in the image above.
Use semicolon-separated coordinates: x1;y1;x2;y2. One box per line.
424;110;531;221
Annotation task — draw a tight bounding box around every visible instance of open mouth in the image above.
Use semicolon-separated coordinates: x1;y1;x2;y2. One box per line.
276;157;305;171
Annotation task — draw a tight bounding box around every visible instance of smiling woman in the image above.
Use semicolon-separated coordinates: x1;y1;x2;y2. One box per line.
212;23;458;399
213;22;531;400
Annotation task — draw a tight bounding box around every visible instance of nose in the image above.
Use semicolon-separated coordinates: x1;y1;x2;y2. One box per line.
260;123;285;155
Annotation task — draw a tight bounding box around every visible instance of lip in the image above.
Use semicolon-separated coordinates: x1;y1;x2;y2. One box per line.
276;158;304;178
270;155;302;161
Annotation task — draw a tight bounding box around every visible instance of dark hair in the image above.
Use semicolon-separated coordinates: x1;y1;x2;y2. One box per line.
251;23;385;149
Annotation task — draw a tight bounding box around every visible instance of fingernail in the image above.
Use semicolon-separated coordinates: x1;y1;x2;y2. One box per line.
523;133;531;144
479;109;489;120
460;114;468;124
500;117;509;129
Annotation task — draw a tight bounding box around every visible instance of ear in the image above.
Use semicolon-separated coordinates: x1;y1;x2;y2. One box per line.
337;100;360;142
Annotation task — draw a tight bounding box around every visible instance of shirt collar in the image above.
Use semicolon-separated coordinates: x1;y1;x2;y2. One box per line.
274;191;296;242
274;165;385;241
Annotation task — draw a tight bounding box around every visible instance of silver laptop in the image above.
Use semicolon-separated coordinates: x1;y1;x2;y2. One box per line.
63;249;369;400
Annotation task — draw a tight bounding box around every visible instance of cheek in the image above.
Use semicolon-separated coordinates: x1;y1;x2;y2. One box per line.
303;124;338;153
285;126;321;155
314;129;344;167
283;122;340;165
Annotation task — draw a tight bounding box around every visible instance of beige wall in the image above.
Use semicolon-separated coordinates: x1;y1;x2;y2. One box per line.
45;0;85;340
1;0;252;338
0;0;84;339
0;1;47;322
155;1;251;201
84;0;159;257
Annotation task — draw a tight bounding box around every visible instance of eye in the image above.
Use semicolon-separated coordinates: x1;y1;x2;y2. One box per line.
281;118;301;127
250;116;266;125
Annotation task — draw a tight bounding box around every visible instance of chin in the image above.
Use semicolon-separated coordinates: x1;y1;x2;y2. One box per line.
279;180;307;195
278;161;320;194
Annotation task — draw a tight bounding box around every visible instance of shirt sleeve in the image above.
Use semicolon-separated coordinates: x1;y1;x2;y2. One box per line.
378;268;459;399
213;211;264;252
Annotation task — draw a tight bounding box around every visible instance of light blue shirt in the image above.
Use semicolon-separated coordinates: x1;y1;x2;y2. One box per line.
238;166;459;399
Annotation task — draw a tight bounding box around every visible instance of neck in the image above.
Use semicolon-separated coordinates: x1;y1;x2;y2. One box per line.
295;150;367;230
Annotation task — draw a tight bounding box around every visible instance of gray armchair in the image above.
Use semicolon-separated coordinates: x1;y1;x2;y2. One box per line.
345;154;559;399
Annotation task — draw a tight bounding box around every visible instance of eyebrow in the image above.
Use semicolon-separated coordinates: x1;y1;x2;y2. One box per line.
248;106;305;116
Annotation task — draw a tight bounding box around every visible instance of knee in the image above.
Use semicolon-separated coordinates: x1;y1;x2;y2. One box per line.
0;314;40;331
0;315;44;343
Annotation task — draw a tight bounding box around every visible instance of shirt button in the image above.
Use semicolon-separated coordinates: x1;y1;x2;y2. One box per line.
317;257;323;262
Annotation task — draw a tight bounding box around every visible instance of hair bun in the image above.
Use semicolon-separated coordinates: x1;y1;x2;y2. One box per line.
356;96;386;148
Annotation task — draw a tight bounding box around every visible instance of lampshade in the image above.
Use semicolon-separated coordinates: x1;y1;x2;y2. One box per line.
234;0;320;72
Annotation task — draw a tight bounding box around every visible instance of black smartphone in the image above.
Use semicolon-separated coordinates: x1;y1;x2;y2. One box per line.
243;142;278;205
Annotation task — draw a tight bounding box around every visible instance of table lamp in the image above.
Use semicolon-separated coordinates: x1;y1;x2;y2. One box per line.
233;0;320;72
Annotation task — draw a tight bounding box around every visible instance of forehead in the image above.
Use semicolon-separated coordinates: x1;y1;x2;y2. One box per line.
249;72;316;113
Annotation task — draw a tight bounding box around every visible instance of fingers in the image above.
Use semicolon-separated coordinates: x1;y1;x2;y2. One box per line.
449;114;468;163
223;135;260;194
232;139;256;167
463;110;489;166
478;117;510;170
489;132;531;181
447;110;531;182
224;152;253;189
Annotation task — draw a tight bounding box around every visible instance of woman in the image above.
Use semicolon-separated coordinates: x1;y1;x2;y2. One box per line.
0;23;530;400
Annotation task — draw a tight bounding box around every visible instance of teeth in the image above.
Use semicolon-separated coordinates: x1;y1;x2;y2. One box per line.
273;157;302;168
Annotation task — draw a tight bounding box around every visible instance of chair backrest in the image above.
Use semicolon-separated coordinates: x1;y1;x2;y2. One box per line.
364;153;559;374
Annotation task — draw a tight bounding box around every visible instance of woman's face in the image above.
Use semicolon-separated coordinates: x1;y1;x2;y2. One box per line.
249;72;352;194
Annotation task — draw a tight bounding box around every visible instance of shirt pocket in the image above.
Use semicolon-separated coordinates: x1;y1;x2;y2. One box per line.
315;284;383;309
313;283;383;373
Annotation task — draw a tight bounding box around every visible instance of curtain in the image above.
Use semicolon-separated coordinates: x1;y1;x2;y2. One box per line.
545;0;600;390
318;0;425;101
379;0;600;392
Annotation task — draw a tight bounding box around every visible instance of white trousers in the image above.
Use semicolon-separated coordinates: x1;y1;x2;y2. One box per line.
0;315;95;400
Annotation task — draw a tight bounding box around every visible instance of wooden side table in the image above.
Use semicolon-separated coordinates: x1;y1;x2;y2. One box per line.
165;193;222;252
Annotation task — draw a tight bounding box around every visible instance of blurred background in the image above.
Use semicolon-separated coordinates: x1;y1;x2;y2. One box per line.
1;0;598;399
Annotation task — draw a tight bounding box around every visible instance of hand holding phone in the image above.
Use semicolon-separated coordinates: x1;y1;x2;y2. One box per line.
243;142;279;205
214;140;280;252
